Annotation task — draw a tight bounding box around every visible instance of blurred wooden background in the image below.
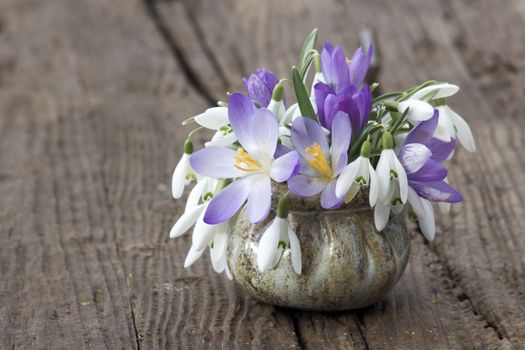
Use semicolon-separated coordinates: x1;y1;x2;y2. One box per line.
1;0;524;348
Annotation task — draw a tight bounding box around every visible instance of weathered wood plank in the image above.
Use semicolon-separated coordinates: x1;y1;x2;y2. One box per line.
154;0;523;348
0;0;302;348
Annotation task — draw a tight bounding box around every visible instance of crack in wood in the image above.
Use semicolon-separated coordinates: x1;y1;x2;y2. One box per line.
142;0;217;105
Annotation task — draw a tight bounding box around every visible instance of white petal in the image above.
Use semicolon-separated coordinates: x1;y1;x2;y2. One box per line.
368;163;379;207
419;199;436;241
224;264;233;280
257;218;282;272
282;103;299;124
393;155;408;204
376;151;391;203
374;202;391;231
407;187;426;219
335;157;361;197
288;226;302;275
184;245;206;268
169;204;206;238
205;132;236;147
194;107;229;130
399;100;435;123
410;83;459;100
446;106;476;152
344;183;361;204
192;210;219;251
172;153;192;199
439;202;451;214
210;224;229;269
268;99;286;122
185;178;208;211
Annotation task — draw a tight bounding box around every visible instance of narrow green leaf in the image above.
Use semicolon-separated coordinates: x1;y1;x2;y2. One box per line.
299;53;314;82
298;28;319;71
292;67;317;122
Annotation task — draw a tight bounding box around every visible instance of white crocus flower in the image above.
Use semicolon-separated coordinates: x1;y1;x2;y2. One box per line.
335;141;378;206
257;214;301;274
194;107;236;147
172;140;196;199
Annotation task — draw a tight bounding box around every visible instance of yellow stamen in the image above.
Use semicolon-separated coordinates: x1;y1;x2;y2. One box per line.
305;143;333;181
346;57;352;64
234;147;261;172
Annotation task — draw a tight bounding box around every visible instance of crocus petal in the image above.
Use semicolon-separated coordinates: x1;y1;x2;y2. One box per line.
184;245;206;268
374;202;390;231
409;159;448;182
288;226;302;274
410;83;459;100
403;111;439;146
314;83;335;127
446;106;476;152
288;174;326;197
257;218;282;272
172;153;192;199
427;137;456;163
203;177;251;224
330;111;352;169
368;162;379;207
269;151;299;182
321;43;349;92
348;44;373;86
190;147;245;179
419;199;436;241
291;116;330;159
399;100;435;123
320;180;343;209
194;107;229;130
244;69;279;107
410;180;463;203
247;108;279;165
246;175;272;224
228;92;256;146
398;143;432;174
336;157;361;197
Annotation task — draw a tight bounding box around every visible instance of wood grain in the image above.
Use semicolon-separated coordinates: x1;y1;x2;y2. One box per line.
0;0;523;348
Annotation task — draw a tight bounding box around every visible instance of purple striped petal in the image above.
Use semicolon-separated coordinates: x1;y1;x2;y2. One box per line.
410;180;463;203
321;42;349;92
288;174;325;197
246;175;272;223
320;180;344;209
330;111;352;174
427;137;456;162
314;83;335;128
228;93;256;148
398;143;432;174
203;177;251;224
243;69;279;107
190;147;245;179
408;159;448;182
403;111;439;146
247;108;278;163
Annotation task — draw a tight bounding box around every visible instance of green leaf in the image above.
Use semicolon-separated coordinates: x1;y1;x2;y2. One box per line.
298;28;319;71
292;67;317;122
299;53;314;82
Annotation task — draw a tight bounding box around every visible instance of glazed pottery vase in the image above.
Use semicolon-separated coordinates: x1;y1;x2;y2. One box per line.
227;186;410;311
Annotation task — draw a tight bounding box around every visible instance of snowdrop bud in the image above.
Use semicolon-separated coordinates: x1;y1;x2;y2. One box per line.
183;138;193;154
172;139;195;199
360;140;371;157
272;83;284;102
398;100;434;123
382;131;393;149
277;194;289;219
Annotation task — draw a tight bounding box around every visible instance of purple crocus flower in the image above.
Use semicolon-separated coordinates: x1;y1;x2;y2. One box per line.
190;93;299;225
399;111;462;203
314;82;372;133
243;69;279;107
287;112;351;209
320;42;373;92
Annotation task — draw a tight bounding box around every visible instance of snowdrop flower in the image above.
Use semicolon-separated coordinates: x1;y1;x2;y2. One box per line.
335;140;378;206
399;111;463;240
374;132;408;231
194;107;236;147
257;196;301;274
243;69;279;107
172;139;196;199
190;93;299;225
288;112;351;209
435;104;476;151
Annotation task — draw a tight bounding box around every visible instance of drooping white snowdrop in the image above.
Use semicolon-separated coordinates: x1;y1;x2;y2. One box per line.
335;140;378;206
194;107;236;147
172;139;196;199
257;196;301;274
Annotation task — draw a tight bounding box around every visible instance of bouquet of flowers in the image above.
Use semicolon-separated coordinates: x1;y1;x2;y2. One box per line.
169;29;475;279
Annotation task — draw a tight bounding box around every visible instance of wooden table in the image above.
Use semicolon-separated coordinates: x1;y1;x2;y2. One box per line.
1;0;524;348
